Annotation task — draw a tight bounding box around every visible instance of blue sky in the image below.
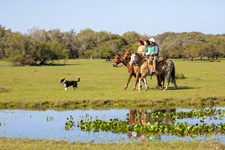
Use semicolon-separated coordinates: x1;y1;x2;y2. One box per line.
1;0;225;36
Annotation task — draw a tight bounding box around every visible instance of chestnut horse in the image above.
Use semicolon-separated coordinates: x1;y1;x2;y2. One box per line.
112;50;165;90
129;52;178;90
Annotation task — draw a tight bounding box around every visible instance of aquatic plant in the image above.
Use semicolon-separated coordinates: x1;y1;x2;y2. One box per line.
46;116;54;122
65;108;225;137
65;115;75;130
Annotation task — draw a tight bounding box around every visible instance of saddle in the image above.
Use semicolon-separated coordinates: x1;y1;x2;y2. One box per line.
146;56;165;65
157;57;165;63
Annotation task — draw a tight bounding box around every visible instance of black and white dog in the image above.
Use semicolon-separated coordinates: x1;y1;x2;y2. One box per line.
59;77;80;91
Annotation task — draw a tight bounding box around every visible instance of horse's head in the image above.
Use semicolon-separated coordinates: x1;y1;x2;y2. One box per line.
129;52;138;65
121;50;131;62
112;53;122;67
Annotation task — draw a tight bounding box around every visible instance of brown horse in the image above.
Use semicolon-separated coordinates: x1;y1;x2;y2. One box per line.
129;52;178;90
112;50;165;90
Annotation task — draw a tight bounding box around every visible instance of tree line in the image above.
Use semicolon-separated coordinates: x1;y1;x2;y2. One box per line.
0;25;225;65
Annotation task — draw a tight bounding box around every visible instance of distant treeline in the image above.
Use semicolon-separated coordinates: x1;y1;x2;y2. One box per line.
0;25;225;65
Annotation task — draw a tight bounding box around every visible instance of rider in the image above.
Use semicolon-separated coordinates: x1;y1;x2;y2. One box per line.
137;40;145;54
148;38;159;74
144;40;150;54
143;40;151;63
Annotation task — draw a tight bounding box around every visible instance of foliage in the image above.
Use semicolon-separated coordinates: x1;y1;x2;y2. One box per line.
66;108;225;137
0;25;69;65
156;32;225;59
2;25;225;65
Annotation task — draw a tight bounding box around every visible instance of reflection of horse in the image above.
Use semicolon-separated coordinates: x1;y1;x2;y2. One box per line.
128;110;147;125
129;52;178;90
128;108;176;125
112;50;165;90
128;108;176;140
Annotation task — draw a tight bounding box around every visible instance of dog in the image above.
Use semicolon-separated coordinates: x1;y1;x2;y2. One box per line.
59;77;80;91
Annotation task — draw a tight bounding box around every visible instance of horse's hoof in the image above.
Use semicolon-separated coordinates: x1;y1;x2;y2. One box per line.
163;88;168;91
132;88;135;91
123;88;127;90
155;86;158;89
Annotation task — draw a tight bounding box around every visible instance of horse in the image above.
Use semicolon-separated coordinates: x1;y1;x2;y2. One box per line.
112;50;165;90
129;52;178;90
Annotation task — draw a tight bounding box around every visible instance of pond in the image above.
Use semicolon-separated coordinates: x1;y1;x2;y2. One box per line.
0;107;225;143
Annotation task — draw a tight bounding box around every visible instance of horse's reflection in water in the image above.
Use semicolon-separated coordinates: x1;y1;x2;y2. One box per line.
127;109;176;141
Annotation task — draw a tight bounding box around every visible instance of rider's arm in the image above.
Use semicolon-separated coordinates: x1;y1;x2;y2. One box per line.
146;47;151;55
152;45;159;55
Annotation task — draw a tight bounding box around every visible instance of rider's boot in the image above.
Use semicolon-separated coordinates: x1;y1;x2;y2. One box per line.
152;64;156;74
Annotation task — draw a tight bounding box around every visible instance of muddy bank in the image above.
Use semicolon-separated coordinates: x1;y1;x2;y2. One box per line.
0;97;225;110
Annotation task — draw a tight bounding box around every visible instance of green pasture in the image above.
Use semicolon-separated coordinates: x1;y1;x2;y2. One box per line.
0;138;224;150
0;59;225;109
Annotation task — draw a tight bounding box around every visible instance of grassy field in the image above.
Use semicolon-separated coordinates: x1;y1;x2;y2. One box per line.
0;59;225;109
0;137;224;150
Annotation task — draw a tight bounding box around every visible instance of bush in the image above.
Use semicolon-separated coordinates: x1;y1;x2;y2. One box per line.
175;73;186;79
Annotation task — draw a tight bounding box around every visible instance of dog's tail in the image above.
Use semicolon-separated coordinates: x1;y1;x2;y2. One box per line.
77;77;80;82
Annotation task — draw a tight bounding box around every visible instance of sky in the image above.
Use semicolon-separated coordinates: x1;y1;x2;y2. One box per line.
1;0;225;36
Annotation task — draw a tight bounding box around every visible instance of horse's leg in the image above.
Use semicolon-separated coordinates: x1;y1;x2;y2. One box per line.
155;75;159;89
124;72;133;90
138;78;142;91
132;73;139;91
164;73;171;91
170;76;178;90
162;75;165;90
156;75;163;89
143;77;149;91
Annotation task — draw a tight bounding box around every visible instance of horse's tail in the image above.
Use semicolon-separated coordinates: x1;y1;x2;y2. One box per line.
77;77;80;82
171;61;175;83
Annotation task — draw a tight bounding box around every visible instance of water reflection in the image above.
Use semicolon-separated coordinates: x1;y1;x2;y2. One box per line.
0;108;225;143
127;108;176;141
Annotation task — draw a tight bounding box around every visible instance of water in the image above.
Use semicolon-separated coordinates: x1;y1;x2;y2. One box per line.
0;108;225;143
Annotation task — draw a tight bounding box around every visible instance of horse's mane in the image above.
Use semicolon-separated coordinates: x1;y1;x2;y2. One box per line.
123;50;131;60
135;52;146;62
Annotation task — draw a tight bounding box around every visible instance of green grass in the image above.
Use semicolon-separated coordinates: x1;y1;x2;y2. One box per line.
0;59;225;109
0;137;224;150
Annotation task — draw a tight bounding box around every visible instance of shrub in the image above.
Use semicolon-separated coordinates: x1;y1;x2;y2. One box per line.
175;73;186;79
